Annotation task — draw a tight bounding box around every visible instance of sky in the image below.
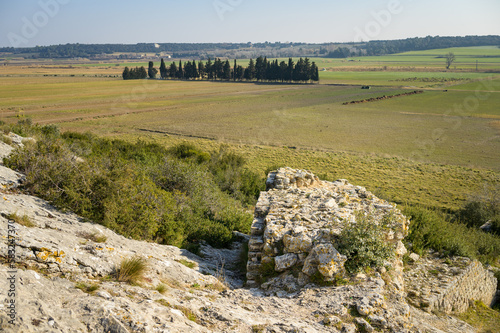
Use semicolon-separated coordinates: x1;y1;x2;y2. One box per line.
0;0;499;48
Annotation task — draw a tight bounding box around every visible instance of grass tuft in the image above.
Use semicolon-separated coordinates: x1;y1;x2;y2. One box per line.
115;256;148;284
5;212;36;227
77;231;108;243
155;283;167;294
75;282;100;293
177;259;196;269
173;305;198;322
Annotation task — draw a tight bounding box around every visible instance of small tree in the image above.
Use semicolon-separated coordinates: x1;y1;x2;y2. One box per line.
148;61;158;79
445;52;456;69
122;67;130;80
159;59;167;79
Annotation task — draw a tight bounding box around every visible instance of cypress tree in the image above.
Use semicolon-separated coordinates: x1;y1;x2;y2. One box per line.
148;61;158;79
223;60;231;80
138;66;147;79
198;61;205;79
247;58;255;80
169;62;177;78
178;60;183;79
206;58;213;80
159;59;167;79
255;56;265;81
122;67;130;80
233;59;237;81
279;61;287;82
304;58;311;82
286;58;294;82
192;60;198;79
311;62;319;82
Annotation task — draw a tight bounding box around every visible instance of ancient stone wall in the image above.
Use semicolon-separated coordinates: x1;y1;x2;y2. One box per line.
246;167;409;290
405;254;497;314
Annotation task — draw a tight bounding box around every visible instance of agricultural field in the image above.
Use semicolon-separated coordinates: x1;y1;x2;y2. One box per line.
0;46;499;212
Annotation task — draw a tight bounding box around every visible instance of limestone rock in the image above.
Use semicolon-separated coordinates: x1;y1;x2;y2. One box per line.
283;233;313;254
275;253;298;272
409;252;420;262
302;243;346;278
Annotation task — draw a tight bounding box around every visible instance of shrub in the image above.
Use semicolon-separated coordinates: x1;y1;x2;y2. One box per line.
208;145;264;205
336;212;394;274
455;185;500;229
168;142;210;164
403;205;500;264
115;256;148;284
1;135;13;145
456;201;490;228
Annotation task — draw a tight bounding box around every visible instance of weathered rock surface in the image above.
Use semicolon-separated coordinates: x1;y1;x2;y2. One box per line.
0;140;492;333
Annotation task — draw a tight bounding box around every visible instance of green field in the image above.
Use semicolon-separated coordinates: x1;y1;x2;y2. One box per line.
0;47;499;212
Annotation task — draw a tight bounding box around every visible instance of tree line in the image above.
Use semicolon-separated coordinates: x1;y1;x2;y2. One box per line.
123;57;320;83
2;36;498;59
361;35;500;56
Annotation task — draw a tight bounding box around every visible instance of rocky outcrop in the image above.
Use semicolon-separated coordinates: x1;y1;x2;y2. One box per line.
405;253;497;313
247;167;409;290
0;139;492;333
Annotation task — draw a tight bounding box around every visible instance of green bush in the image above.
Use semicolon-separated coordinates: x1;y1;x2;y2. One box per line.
456;201;491;228
336;212;394;273
168;142;210;164
208;145;264;205
403;205;500;264
5;121;253;249
455;185;500;229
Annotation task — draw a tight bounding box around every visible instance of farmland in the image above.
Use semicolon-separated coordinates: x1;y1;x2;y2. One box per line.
0;46;499;211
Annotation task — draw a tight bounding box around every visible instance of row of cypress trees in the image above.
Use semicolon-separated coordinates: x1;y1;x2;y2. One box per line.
123;57;319;83
122;66;147;80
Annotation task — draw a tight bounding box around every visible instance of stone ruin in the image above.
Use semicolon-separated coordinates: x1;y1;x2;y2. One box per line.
246;167;410;290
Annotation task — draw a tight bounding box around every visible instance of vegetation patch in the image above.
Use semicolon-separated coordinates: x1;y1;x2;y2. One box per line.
155;283;167;294
403;205;500;264
4;122;259;248
457;301;500;333
75;282;99;294
76;231;107;243
173;305;198;323
336;212;395;274
114;256;148;284
177;259;197;269
155;299;171;307
3;212;36;228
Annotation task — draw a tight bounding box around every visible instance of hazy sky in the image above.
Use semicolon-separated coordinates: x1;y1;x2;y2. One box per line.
1;0;499;47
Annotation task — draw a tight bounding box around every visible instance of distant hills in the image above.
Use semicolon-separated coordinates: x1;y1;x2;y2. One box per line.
1;35;499;60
